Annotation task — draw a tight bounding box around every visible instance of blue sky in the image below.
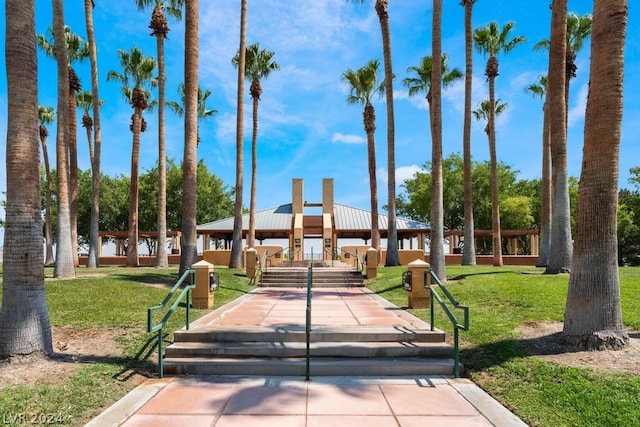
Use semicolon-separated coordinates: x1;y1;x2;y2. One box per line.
1;1;640;242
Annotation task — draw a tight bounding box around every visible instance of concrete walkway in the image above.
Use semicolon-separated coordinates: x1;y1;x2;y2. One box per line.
87;287;528;427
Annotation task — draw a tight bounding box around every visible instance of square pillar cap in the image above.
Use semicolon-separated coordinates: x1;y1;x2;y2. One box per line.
246;247;257;253
407;259;430;268
191;260;214;270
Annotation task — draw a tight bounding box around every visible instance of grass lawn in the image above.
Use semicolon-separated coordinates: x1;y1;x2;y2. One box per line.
367;265;640;427
1;264;639;426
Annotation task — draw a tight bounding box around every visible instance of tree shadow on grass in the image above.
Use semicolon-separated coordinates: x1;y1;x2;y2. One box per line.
49;332;164;381
449;270;519;281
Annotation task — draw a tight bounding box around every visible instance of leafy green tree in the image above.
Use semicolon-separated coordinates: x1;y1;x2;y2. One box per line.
397;153;522;232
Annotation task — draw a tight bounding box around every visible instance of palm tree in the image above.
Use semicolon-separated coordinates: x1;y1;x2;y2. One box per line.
39;105;56;266
232;43;280;249
179;0;199;274
403;54;463;104
533;12;592;127
107;48;157;267
348;0;399;266
525;75;551;267
37;25;89;268
0;0;54;357
473;99;508;264
403;52;463;278
342;59;384;255
473;21;526;266
135;0;184;268
429;0;445;280
535;11;592;274
563;0;628;350
76;91;98;160
51;2;75;278
84;0;103;268
460;0;478;266
167;83;217;139
229;0;248;268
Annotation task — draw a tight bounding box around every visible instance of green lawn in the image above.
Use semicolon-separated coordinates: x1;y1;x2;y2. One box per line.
0;266;254;426
1;264;639;426
367;265;640;427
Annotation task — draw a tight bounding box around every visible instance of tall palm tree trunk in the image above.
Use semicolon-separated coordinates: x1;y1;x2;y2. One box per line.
40;132;55;265
563;0;628;349
0;0;53;356
179;0;199;274
68;84;79;267
545;0;572;274
127;110;142;267
248;88;259;248
85;0;101;268
488;74;503;267
230;0;248;268
365;102;380;252
156;33;169;268
537;101;552;267
375;0;399;266
53;0;75;278
429;0;445;280
461;0;476;265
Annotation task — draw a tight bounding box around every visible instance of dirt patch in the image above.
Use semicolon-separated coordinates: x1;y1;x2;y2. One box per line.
517;321;640;375
0;326;146;388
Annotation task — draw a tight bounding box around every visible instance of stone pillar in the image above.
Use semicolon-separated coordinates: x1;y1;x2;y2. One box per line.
191;260;214;309
322;177;334;214
292;178;304;215
366;247;378;279
407;259;431;309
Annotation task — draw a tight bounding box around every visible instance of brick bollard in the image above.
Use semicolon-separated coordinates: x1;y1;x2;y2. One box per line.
191;260;215;309
366;247;378;279
407;259;431;309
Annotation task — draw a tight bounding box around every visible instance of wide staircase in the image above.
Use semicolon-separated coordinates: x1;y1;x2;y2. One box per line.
259;261;363;288
161;265;459;377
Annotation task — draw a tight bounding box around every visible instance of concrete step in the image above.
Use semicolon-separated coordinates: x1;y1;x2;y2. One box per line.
172;326;447;344
165;341;454;359
162;357;458;377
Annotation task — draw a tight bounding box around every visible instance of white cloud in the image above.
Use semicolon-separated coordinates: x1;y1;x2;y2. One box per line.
396;164;422;185
331;133;366;144
568;83;588;127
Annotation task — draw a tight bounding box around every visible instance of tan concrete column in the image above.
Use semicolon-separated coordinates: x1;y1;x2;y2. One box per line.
191;260;214;309
407;259;431;309
531;234;539;256
245;247;258;279
366;247;378;279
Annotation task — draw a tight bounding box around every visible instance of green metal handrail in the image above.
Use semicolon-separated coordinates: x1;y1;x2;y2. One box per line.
354;248;363;273
305;262;313;380
147;268;196;378
428;270;469;378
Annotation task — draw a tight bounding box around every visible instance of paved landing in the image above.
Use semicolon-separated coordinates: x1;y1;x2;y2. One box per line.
87;287;528;427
